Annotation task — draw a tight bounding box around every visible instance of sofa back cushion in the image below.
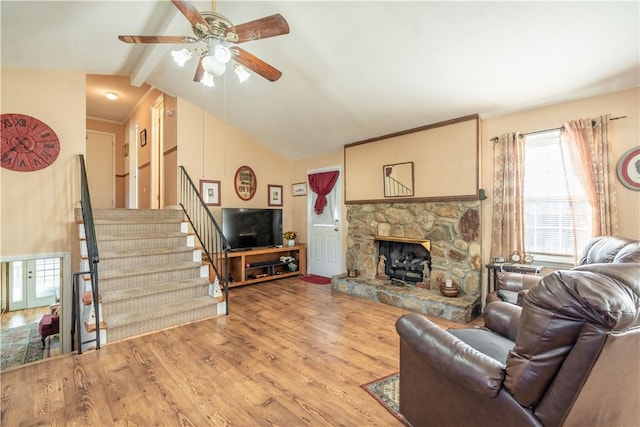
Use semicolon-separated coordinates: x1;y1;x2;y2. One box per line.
504;263;640;411
578;236;640;265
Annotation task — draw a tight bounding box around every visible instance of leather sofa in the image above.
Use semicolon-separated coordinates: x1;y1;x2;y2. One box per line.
487;236;640;305
396;248;640;426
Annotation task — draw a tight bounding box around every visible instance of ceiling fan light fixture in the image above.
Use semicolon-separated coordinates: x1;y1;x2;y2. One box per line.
200;71;215;87
202;54;226;77
234;63;251;83
171;48;192;67
213;44;231;64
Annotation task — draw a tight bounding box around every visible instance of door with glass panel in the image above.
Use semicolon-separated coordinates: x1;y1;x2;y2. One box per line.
8;257;59;310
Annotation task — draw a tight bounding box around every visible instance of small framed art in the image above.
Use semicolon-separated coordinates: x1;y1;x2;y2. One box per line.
268;184;283;207
200;179;221;206
383;162;414;197
140;129;147;147
292;182;307;196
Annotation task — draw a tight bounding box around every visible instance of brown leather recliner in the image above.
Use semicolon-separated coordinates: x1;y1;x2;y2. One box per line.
396;259;640;427
487;236;640;305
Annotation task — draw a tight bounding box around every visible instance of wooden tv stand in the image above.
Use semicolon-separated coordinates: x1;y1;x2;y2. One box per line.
226;244;306;287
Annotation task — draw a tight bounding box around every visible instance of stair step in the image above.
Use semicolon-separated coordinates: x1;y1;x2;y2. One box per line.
75;207;184;222
98;246;197;270
106;296;222;341
101;277;210;316
97;234;190;252
99;261;204;291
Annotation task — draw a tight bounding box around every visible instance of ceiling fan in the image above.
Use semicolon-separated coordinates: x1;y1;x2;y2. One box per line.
118;0;289;85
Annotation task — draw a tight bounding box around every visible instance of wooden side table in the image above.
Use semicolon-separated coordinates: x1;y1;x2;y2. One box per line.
486;263;543;293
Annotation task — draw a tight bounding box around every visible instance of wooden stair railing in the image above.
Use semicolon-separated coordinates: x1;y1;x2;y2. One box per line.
178;166;230;315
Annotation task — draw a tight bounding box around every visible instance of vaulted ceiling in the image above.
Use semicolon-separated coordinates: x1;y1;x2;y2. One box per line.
2;1;638;160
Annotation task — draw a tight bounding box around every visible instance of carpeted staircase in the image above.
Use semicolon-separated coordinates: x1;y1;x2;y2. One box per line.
76;208;225;347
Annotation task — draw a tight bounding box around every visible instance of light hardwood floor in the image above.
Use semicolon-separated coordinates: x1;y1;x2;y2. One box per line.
1;277;481;426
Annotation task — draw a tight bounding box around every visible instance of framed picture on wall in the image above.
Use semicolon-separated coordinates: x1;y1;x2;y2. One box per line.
268;184;283;207
200;180;221;206
140;129;147;147
124;143;129;158
383;162;414;197
292;182;307;196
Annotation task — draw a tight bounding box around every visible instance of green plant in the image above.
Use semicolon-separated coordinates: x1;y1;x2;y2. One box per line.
283;231;297;240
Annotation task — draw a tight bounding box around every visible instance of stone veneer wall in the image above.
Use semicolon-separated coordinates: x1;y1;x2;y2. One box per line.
346;201;481;297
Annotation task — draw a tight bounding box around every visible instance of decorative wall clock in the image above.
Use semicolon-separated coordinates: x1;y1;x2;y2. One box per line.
616;146;640;191
234;165;257;201
1;113;60;172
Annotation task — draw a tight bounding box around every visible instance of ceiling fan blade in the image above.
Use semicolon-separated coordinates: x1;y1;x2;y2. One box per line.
231;14;290;43
171;0;211;34
193;57;205;83
230;47;282;82
118;35;198;44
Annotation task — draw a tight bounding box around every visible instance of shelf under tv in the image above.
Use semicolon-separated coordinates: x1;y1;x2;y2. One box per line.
226;244;307;287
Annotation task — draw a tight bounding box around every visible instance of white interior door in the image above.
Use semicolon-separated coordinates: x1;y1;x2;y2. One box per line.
307;167;343;278
86;130;115;208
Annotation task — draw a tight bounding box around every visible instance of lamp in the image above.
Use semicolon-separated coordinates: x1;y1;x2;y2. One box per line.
171;48;192;67
233;63;251;83
200;71;215;87
171;41;251;86
201;54;226;76
105;92;118;101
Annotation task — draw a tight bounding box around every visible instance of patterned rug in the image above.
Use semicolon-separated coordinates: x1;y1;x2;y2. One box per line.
361;372;411;426
1;323;45;371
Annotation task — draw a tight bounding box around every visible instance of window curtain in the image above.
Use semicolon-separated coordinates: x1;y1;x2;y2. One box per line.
560;115;618;239
490;132;526;259
308;171;339;215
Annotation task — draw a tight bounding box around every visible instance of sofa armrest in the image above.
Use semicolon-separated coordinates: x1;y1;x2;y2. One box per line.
396;313;505;397
497;271;542;292
484;301;521;341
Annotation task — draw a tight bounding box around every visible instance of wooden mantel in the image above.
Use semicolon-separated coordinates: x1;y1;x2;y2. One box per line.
374;236;431;251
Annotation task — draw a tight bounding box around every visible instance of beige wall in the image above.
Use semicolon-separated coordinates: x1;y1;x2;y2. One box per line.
1;68;85;258
345;116;478;201
481;88;640;265
86;118;125;207
176;98;295;231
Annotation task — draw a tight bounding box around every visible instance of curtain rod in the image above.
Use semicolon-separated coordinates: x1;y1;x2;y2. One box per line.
490;115;626;142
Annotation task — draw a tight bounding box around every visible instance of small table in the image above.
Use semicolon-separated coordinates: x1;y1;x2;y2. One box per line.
486;262;543;293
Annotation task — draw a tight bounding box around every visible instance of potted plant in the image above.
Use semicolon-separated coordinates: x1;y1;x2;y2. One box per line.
283;231;297;246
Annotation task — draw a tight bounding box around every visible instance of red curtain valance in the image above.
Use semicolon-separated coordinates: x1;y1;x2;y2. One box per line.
308;171;339;214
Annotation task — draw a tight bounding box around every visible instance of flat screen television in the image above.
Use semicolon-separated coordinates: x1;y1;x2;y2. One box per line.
222;208;283;251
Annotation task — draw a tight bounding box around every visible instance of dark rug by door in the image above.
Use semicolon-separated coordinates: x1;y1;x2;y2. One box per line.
299;275;331;285
1;323;45;371
361;372;411;426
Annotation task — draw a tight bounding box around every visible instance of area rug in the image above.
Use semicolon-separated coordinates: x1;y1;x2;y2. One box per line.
361;372;411;426
1;323;44;371
299;274;331;285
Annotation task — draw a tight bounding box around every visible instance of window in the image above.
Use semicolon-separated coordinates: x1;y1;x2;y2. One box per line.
523;130;592;261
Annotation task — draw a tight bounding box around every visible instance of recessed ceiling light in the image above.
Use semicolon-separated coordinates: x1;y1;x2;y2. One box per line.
105;92;118;101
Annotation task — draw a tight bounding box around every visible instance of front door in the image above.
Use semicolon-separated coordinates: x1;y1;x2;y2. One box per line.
307;167;343;278
7;258;59;310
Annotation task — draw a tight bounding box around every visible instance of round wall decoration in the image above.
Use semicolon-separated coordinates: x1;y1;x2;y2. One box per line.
1;113;60;172
616;146;640;191
234;165;257;201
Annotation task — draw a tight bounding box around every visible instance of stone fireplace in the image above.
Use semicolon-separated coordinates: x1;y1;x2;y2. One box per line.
333;201;482;322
